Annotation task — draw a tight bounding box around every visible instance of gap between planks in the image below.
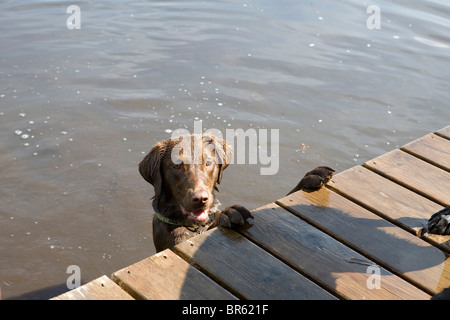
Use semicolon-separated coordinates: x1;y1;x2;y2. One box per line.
326;166;450;254
275;189;449;296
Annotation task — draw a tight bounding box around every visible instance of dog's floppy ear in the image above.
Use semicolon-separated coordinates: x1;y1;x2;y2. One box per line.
207;135;232;185
139;140;171;195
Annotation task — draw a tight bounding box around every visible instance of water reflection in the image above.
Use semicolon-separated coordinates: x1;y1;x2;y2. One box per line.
1;0;449;299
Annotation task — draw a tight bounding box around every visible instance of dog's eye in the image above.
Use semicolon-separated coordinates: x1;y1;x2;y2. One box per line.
173;163;183;170
205;159;214;166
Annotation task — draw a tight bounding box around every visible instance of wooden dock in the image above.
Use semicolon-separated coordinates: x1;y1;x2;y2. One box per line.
53;125;450;300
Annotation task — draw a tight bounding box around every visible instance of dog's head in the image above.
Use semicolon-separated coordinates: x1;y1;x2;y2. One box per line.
139;134;232;224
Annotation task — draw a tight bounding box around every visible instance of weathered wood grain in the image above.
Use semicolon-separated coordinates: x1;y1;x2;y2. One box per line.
112;249;236;300
363;149;450;206
401;133;450;172
276;188;450;295
328;166;450;252
51;275;134;300
173;228;337;300
436;125;450;140
239;202;430;300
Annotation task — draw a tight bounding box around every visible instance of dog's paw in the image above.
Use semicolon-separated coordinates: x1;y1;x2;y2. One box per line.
298;175;327;191
426;206;450;235
431;287;450;300
290;166;335;193
217;205;253;228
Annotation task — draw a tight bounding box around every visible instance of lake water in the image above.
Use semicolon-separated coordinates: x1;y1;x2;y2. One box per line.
1;0;449;299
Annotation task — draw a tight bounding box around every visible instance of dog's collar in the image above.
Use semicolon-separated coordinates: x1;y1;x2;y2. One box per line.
154;212;198;228
154;206;218;231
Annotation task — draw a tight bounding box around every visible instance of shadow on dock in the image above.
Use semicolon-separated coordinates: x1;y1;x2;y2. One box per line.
172;191;448;300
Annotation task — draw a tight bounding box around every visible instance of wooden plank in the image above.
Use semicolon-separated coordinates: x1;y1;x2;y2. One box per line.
276;188;450;295
401;133;450;172
239;202;430;300
436;125;450;140
328;166;450;252
51;275;134;300
112;249;236;300
363;149;450;206
173;228;337;300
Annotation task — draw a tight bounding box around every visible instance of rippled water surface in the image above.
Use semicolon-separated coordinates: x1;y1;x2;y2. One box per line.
1;0;449;299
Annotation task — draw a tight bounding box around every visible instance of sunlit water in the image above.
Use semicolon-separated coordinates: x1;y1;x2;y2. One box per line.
1;0;449;299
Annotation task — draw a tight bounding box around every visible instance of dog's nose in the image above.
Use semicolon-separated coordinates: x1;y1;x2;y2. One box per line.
192;190;209;204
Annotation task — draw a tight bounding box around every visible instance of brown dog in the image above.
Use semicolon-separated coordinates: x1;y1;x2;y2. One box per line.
139;133;335;252
139;134;253;252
